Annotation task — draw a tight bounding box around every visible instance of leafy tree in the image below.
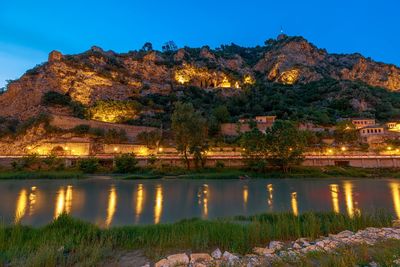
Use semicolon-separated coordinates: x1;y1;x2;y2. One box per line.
334;121;360;145
171;102;208;169
78;157;99;173
104;129;128;143
136;130;162;149
141;42;153;52
114;153;138;173
212;105;231;123
240;128;268;171
73;124;91;135
265;120;306;172
162;41;178;52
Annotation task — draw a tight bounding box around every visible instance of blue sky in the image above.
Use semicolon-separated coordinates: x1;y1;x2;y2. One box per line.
0;0;399;88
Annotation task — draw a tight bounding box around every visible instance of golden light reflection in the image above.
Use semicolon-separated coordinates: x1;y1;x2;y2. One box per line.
29;187;37;216
243;185;248;210
330;184;340;213
135;184;144;222
267;184;273;207
54;188;65;219
154;185;163;224
344;181;359;217
15;189;28;223
291;192;298;216
65;186;73;214
390;182;400;219
105;185;117;227
202;184;209;218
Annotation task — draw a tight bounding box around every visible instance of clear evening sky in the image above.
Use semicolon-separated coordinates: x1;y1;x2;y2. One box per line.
0;0;399;88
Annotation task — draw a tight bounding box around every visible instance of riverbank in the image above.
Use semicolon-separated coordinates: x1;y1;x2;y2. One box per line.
0;212;394;266
121;166;400;180
2;166;400;180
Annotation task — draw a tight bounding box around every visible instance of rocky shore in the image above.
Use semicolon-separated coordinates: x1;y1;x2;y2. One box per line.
148;223;400;267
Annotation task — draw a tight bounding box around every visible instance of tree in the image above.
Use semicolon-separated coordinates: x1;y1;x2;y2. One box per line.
171;102;208;169
136;130;162;150
240;128;269;171
141;42;153;52
212;105;231;123
334;121;360;145
162;41;178;52
265;120;306;172
114;153;138;173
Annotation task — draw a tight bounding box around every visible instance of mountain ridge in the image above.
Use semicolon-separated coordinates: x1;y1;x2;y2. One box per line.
1;34;400;121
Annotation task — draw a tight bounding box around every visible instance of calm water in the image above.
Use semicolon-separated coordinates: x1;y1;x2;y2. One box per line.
1;177;400;227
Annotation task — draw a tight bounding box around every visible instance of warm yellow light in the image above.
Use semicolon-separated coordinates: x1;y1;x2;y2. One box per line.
234;81;240;89
106;185;117;227
138;146;149;156
327;149;333;154
64;146;69;150
154;184;163;224
341;146;346;152
219;77;232;88
27;146;32;150
65;185;73;214
243;75;255;85
388;146;393;151
135;184;144;223
15;189;28;223
330;184;340;213
390;182;400;219
158;147;163;153
291;192;298;216
243;185;248;208
54;188;65;219
267;184;273;207
113;147;119;152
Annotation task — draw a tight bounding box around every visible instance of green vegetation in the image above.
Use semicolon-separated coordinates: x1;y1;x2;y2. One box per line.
0;170;83;179
11;154;65;171
171;102;208;169
41;91;86;118
0;212;392;266
88;100;142;123
240;120;306;172
78;158;99;173
114;153;138;173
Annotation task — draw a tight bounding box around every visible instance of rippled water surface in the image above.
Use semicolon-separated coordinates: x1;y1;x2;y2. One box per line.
1;177;400;227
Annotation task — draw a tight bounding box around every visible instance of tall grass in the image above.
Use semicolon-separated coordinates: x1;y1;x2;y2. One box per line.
0;211;393;266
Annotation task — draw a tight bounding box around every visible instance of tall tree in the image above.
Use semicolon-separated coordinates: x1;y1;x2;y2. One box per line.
265;120;306;172
171;102;208;169
141;42;153;52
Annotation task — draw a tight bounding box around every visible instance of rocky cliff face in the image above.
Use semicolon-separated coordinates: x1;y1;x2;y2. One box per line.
1;35;400;119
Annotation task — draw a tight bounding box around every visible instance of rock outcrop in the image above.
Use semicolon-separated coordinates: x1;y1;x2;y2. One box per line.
1;35;400;120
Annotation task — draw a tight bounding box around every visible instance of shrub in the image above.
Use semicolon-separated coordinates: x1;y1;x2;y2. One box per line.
42;91;71;106
78;157;99;173
215;160;225;169
114;153;138;173
73;124;91;135
104;129;128;143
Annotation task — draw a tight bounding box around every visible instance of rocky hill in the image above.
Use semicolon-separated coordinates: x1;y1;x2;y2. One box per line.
1;34;400;121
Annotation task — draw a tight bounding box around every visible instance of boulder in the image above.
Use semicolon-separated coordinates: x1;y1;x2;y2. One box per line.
166;253;189;265
190;253;212;263
211;248;222;259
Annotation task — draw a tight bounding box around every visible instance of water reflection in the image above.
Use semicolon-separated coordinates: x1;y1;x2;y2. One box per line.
267;184;273;207
54;188;65;219
15;189;27;223
29;187;37;216
291;192;298;216
344;181;360;217
154;184;163;224
330;184;340;213
135;184;144;223
54;186;73;219
199;184;209;218
243;185;248;210
105;185;117;227
390;182;400;219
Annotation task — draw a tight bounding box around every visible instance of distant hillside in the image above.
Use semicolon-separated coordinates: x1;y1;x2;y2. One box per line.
1;34;400;125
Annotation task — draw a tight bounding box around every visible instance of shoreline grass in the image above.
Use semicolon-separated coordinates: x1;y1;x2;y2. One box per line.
0;170;84;180
0;211;393;266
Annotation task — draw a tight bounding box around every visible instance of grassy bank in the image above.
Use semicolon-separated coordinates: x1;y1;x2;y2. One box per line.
121;166;400;180
0;211;393;266
0;170;84;180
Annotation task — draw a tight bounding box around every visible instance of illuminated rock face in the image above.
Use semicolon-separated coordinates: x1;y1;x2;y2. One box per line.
174;64;239;89
278;69;300;85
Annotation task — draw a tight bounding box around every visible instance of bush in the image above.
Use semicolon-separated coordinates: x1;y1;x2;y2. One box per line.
73;124;91;135
104;129;128;143
78;157;99;173
215;160;225;169
42;91;72;106
114;153;138;173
